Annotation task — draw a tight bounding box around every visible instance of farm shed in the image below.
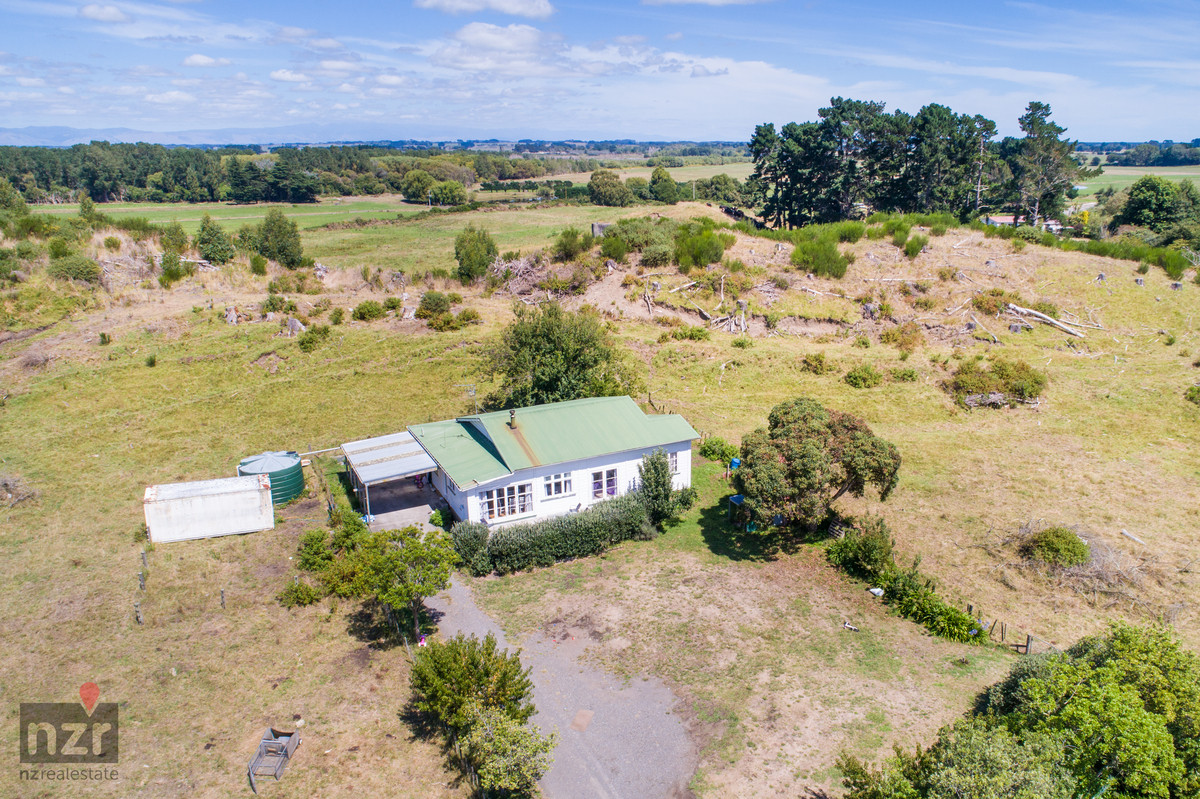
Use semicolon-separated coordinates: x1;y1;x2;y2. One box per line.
143;475;274;543
341;431;437;518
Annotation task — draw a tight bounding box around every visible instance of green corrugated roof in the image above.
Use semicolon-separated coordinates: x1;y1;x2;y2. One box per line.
408;396;698;488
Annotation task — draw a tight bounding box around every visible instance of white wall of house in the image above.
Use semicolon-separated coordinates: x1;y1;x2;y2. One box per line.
438;442;692;528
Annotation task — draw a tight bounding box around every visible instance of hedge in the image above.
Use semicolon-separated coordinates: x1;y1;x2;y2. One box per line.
450;493;653;576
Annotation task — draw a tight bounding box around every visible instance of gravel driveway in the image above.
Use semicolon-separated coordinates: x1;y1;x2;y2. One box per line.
426;577;697;799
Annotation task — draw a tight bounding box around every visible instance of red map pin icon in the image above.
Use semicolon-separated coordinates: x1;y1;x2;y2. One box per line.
80;682;100;714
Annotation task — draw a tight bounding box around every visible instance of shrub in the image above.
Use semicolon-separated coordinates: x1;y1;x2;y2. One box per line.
930;224;948;236
47;255;100;283
731;336;753;349
698;436;739;465
827;515;895;582
278;581;323;608
103;236;121;250
456;307;482;325
410;632;535;733
476;493;651;576
914;296;937;312
552;227;592;262
415;290;451;319
844;364;884;388
880;321;924;353
454;225;498;284
904;234;929;259
801;352;835;374
891;230;909;248
297;529;334;571
671;325;710;341
675;228;726;269
600;234;629;263
640;243;673;268
1187;386;1200;406
944;357;1047;405
330;307;345;325
1020;526;1089;567
352;300;386;321
262;293;289;313
450;521;491;576
297;324;331;353
972;288;1024;317
384;296;403;311
48;237;73;259
160;220;188;253
144;354;157;367
791;239;849;279
1032;301;1059;319
891;367;919;382
250;253;268;276
834;221;866;243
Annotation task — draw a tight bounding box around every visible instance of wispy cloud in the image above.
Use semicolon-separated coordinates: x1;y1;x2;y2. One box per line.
270;69;310;82
182;53;230;67
414;0;554;18
79;4;130;23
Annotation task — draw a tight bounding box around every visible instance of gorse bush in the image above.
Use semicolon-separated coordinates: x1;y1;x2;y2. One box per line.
972;288;1024;316
904;234;928;259
352;300;386;321
801;352;836;374
297;324;331;353
698;436;739;464
791;239;850;278
945;357;1047;405
1020;526;1089;567
47;255;100;283
880;322;924;353
844;363;884;388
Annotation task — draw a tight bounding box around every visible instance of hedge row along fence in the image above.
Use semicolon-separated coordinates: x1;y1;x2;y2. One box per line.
826;515;988;645
450;493;656;576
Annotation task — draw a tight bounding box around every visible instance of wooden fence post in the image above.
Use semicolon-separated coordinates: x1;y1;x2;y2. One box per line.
138;571;145;591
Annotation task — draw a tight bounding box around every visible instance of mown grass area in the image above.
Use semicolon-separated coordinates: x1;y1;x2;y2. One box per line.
301;200;728;275
1073;164;1200;197
32;196;424;235
545;161;754;186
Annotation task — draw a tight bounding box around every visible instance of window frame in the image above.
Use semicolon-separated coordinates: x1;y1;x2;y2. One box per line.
544;472;573;498
480;482;534;521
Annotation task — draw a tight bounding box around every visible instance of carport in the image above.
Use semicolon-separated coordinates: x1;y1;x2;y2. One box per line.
341;431;437;519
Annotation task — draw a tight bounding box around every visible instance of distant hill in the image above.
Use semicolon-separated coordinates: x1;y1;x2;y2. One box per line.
0;123;470;148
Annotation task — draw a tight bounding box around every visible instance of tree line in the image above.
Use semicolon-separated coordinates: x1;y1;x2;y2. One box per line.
750;98;1096;229
0;141;608;204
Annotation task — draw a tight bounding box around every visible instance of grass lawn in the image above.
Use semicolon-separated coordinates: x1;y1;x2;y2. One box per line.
1073;164;1200;197
32;196;426;235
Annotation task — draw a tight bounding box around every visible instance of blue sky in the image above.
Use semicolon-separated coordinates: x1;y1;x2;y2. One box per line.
0;0;1196;142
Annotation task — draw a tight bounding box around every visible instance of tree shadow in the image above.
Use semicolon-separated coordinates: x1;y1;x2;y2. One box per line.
798;789;836;799
697;497;779;562
346;599;448;651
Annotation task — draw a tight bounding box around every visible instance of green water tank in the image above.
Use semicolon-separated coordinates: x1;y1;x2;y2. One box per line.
238;451;304;505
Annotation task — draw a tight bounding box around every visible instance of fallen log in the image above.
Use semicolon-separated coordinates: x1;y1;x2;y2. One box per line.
1007;303;1085;338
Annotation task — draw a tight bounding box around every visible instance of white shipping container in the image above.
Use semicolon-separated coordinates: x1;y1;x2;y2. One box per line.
144;474;274;543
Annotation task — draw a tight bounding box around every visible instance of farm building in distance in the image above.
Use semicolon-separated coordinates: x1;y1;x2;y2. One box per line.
344;397;698;528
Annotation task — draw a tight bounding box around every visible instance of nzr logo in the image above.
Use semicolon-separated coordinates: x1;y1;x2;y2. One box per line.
19;683;118;764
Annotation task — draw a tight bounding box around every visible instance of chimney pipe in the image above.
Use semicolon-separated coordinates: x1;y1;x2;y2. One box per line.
508;409;516;428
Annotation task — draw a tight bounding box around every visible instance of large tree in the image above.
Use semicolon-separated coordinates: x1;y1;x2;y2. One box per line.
453;224;498;284
194;214;235;264
1010;101;1096;226
734;398;901;531
480;301;639;410
588;169;634;207
410;632;535;734
649;166;679;204
353;526;457;639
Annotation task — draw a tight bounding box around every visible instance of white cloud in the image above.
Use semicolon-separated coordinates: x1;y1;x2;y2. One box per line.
277;26;314;39
16;77;45;87
182;53;230;67
644;0;770;4
454;22;543;52
308;37;343;50
377;74;406;86
414;0;554;18
79;4;130;23
145;90;195;104
270;69;310;82
318;60;359;72
57;86;75;94
665;32;683;40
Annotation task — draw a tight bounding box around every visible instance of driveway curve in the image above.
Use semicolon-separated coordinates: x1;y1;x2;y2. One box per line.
426;577;697;799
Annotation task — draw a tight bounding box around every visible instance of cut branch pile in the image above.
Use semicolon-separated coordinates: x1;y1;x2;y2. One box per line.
1;474;36;508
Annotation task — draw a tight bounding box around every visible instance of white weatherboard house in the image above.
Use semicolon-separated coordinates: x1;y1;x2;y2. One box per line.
407;396;699;527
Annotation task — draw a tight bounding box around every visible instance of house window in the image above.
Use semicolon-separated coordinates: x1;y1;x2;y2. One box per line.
544;472;572;497
592;469;617;499
481;483;533;520
669;451;679;475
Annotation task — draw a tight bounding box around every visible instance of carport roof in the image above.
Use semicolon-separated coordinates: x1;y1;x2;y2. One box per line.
342;431;437;486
